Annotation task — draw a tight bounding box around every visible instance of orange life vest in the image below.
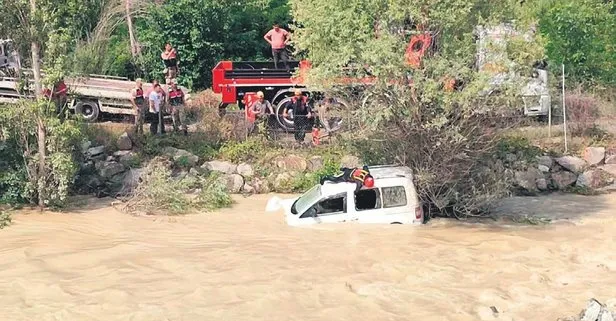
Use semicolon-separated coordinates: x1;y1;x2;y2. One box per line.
351;168;369;183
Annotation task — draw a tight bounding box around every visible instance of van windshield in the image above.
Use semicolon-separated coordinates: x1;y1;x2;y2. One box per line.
291;185;322;215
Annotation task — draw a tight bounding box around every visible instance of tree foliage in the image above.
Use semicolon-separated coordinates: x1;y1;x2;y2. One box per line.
537;0;616;85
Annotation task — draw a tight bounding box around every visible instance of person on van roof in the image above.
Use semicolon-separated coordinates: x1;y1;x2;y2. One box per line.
319;165;374;192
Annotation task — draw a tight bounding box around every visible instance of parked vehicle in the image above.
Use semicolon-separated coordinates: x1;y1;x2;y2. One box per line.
0;39;190;122
266;165;424;226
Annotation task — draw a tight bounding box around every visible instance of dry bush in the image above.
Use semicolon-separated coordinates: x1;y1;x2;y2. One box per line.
565;90;601;136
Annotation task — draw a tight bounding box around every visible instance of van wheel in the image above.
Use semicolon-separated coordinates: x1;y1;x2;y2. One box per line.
74;100;100;122
391;222;403;225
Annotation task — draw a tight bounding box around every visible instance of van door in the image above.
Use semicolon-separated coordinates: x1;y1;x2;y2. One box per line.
298;192;351;224
354;188;386;223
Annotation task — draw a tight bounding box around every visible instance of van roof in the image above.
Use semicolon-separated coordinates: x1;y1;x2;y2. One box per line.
368;165;414;180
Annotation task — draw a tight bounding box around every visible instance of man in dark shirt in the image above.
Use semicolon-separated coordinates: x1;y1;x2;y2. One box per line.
283;89;312;143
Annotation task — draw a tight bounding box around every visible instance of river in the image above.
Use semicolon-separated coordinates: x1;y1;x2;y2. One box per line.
0;193;615;321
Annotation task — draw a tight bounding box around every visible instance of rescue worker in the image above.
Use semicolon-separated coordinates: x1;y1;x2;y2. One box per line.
283;89;312;143
320;165;375;193
130;78;146;135
264;23;290;71
168;79;188;136
161;43;179;84
248;91;274;136
43;78;68;121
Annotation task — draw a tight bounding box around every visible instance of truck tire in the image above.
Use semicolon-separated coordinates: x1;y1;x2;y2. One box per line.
74;100;100;122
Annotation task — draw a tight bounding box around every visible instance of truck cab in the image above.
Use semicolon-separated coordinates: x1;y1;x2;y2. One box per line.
278;166;424;226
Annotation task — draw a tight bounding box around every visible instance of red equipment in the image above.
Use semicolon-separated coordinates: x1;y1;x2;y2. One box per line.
364;176;374;188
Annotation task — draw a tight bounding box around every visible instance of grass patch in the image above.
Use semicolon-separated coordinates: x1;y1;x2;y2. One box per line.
0;210;11;229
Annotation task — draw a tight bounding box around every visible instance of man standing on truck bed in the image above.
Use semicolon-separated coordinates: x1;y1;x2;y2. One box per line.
130;78;146;135
161;43;178;84
264;23;290;71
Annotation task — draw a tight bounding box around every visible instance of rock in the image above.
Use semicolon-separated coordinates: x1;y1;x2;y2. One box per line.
505;153;518;163
99;161;126;179
340;155;361;168
74;174;104;194
576;170;613;189
202;160;237;174
538;165;550;173
536;178;548;191
219;174;244;193
606;155;616;165
114;151;140;167
251;177;269;194
117;132;133;151
555;156;587;174
117;168;143;196
537;155;554;169
551;171;578;190
583;147;606;166
237;163;254;177
274;172;293;191
580;299;602;321
514;169;544;193
600;164;616;177
105;155;115;162
308;156;325;171
86;145;105;158
188;168;202;177
162;147;199;167
242;183;255;194
79;160;95;174
81;141;92;153
276;155;308;172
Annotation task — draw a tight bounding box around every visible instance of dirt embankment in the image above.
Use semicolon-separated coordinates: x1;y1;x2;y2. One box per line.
0;193;615;321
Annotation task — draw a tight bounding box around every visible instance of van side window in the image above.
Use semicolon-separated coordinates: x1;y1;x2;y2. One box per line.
300;193;347;218
382;186;407;208
355;189;381;211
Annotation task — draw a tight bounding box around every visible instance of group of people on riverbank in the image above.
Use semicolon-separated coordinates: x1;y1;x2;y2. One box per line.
130;43;187;136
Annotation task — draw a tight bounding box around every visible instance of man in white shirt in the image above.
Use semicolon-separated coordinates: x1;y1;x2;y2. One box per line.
148;83;165;135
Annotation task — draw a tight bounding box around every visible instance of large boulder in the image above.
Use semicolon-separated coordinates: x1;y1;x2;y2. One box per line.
113;150;140;167
117;132;133;151
251;177;270;194
242;183;255;194
538;165;550;173
606;155;616;165
599;164;616;177
551;171;578;190
202;160;237;174
276;155;307;172
536;178;548;191
308;156;325;172
583;147;606;166
340;155;361;168
274;172;293;192
117;168;143;196
74;174;104;194
86;145;106;159
537;155;554;169
576;170;614;189
514;169;544;193
219;174;244;193
99;161;126;179
162;147;199;167
555;156;587;174
237;163;254;177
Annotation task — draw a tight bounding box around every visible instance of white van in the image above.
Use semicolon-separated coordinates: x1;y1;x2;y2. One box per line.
267;165;424;226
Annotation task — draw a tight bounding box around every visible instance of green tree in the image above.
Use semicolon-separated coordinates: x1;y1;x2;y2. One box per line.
538;0;616;85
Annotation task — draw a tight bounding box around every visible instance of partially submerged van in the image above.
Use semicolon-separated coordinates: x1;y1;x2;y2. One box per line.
266;165;424;226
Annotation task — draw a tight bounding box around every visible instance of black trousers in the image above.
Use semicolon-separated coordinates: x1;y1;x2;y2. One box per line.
149;111;166;135
272;48;289;71
294;115;310;142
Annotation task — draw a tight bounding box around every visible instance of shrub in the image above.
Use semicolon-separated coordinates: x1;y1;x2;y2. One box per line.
565;91;601;136
217;138;270;163
118;159;233;215
0;211;11;229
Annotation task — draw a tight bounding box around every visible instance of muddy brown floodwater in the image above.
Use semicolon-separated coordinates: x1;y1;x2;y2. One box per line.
0;193;615;321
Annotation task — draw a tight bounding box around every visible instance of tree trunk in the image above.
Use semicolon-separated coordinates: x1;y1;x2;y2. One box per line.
126;0;139;57
30;0;46;210
30;0;42;97
36;117;46;209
